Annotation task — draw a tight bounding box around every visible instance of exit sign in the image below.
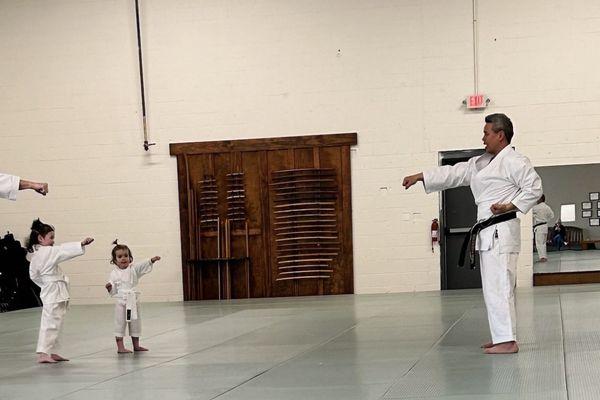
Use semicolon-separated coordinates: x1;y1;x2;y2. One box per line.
466;94;487;109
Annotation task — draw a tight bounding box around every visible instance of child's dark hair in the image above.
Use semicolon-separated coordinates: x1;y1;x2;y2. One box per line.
110;239;133;264
26;219;55;253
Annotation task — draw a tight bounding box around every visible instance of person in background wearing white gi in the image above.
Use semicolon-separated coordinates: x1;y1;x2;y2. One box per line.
0;173;48;200
532;194;554;262
27;219;94;363
105;240;160;354
402;113;542;354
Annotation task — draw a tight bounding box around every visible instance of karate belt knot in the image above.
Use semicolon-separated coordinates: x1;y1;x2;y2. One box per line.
40;274;71;308
458;211;517;269
122;289;140;322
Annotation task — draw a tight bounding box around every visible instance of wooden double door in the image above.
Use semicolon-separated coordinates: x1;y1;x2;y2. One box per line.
170;133;356;300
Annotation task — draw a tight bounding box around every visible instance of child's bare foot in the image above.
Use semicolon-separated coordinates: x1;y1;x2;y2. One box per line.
50;354;69;361
115;337;132;354
480;341;494;349
484;341;519;354
37;353;57;363
131;337;148;351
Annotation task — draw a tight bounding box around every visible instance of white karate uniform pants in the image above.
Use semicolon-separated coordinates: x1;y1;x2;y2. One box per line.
114;302;141;337
479;240;518;344
534;225;548;260
36;301;68;354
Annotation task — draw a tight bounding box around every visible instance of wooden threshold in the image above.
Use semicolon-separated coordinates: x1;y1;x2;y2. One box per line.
534;270;600;286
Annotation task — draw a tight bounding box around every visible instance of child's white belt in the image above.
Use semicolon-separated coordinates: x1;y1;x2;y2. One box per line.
122;289;140;321
40;274;68;284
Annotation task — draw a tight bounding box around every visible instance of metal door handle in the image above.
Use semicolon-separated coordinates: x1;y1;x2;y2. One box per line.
447;228;471;234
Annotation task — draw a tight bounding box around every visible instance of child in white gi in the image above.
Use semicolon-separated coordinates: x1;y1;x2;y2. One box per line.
105;240;160;353
27;219;94;363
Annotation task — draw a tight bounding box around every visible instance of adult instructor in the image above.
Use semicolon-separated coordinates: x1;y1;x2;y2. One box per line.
403;114;542;354
0;173;48;200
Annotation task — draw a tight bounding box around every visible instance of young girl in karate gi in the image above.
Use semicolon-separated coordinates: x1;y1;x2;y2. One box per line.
105;240;160;354
27;219;94;363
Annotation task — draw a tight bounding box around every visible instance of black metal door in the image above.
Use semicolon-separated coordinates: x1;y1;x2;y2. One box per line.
439;149;484;290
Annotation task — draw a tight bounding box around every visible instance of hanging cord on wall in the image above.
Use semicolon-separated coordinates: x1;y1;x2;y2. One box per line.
472;0;479;94
135;0;155;151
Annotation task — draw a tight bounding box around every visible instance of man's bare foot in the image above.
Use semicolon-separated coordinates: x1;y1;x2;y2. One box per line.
117;348;133;354
133;346;149;352
480;341;494;349
50;354;69;361
484;341;519;354
37;353;57;363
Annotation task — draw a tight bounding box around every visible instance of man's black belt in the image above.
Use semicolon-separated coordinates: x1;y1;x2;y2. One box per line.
533;222;546;229
458;211;518;269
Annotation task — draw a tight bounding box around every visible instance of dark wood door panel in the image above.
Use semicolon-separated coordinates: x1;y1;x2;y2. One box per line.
171;133;356;300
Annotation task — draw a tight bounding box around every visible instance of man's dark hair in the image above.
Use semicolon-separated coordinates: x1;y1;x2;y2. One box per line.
485;113;514;144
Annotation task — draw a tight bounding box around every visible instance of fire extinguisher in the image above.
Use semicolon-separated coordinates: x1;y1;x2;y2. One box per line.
431;218;439;253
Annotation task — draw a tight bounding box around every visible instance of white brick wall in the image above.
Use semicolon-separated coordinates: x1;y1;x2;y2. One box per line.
1;0;599;302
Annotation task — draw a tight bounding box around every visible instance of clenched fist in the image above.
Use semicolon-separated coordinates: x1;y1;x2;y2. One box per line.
402;173;424;189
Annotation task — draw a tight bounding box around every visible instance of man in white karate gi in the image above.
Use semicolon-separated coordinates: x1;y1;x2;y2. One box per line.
0;173;48;200
532;195;554;262
403;113;542;354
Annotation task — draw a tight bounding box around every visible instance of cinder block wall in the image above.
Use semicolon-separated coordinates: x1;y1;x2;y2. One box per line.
1;0;598;303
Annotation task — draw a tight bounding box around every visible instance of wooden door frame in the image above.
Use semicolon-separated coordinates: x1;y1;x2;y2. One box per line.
170;133;357;300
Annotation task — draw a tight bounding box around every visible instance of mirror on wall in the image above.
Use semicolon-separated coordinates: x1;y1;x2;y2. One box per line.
533;164;600;285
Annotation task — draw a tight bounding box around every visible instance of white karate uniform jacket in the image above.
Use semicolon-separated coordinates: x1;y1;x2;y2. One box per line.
0;173;20;201
29;242;85;304
532;202;555;226
423;146;542;253
108;260;153;306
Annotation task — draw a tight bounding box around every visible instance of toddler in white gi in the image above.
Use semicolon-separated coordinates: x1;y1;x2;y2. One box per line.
105;240;160;353
27;219;94;363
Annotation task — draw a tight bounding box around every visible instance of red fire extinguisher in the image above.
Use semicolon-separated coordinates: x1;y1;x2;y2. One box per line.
431;218;439;252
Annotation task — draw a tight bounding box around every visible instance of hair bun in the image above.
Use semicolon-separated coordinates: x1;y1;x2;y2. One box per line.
31;218;43;231
112;239;119;245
